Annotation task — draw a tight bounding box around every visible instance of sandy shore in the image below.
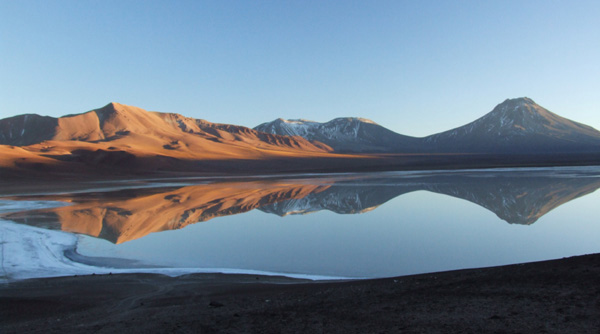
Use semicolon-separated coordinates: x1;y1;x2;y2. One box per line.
2;253;599;333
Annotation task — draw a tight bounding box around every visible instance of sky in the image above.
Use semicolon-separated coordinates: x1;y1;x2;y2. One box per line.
1;0;599;137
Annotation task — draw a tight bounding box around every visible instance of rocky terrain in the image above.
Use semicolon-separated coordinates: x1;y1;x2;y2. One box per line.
2;253;599;333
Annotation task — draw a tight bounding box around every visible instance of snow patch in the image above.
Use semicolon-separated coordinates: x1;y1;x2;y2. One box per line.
0;220;87;282
0;220;350;283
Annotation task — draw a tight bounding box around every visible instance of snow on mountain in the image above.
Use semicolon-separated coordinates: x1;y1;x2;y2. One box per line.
255;117;420;153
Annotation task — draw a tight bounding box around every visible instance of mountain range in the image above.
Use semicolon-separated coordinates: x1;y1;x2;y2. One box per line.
1;97;599;178
256;98;600;153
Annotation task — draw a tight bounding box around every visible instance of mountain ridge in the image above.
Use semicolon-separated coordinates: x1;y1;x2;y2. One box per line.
256;98;600;153
3;98;599;154
255;116;421;153
0;102;333;153
1;98;600;178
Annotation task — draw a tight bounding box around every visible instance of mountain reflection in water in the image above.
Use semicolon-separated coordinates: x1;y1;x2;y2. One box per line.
3;168;600;244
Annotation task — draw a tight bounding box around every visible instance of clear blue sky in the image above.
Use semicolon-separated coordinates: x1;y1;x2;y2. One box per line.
1;0;599;137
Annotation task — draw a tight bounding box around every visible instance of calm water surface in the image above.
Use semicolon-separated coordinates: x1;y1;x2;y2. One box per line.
2;166;600;279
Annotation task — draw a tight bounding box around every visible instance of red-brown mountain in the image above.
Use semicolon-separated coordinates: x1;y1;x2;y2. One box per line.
0;102;331;152
0;103;337;176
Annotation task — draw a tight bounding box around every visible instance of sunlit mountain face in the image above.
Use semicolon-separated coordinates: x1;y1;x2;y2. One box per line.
3;168;599;244
0;102;337;178
0;102;332;152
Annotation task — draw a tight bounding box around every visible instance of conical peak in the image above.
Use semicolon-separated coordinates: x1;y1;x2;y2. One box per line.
488;97;543;118
496;97;538;110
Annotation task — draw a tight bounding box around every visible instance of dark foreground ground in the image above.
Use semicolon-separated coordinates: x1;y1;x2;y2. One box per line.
2;254;600;333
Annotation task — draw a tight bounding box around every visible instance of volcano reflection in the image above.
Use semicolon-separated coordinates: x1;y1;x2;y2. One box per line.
3;168;600;243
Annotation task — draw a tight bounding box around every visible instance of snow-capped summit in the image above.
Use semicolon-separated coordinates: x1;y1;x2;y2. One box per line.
255;117;419;153
255;118;321;138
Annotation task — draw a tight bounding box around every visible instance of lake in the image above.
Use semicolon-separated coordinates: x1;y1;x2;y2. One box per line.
1;166;600;282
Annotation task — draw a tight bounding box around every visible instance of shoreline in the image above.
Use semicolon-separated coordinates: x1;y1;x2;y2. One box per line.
2;163;599;197
2;253;599;333
2;151;599;185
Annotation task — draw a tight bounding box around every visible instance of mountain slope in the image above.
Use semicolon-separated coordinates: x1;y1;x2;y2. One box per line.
423;97;600;153
255;117;420;153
